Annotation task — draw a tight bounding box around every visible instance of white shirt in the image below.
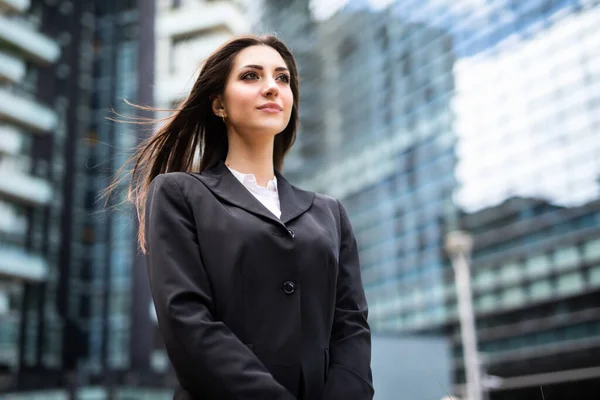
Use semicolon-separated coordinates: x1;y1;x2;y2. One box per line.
227;167;282;219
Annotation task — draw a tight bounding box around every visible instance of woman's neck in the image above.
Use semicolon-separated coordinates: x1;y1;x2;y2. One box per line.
225;134;275;187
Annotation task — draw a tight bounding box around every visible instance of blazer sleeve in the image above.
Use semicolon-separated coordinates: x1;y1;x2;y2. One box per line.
322;200;374;399
145;174;295;400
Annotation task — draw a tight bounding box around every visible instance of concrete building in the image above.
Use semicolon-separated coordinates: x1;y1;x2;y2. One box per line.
450;197;600;399
259;0;600;398
1;0;167;396
0;0;62;386
258;0;326;178
154;0;248;109
259;2;458;335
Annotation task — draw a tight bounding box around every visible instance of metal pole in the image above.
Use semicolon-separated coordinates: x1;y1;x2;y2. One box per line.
445;231;482;400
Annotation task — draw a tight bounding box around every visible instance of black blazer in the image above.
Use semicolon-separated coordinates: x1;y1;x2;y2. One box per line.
145;161;373;399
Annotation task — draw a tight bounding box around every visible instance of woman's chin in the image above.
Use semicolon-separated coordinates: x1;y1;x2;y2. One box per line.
246;122;288;137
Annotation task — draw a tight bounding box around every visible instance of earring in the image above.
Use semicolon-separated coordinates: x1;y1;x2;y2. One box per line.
221;112;227;123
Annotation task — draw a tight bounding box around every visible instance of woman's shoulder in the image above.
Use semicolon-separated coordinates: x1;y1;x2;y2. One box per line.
150;171;196;188
149;172;210;199
312;191;339;207
295;187;344;217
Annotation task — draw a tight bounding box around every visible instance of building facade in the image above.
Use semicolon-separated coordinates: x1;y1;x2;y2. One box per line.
258;0;326;178
259;0;600;398
455;197;600;399
83;0;163;389
0;0;66;390
1;0;169;397
259;0;458;335
154;0;248;110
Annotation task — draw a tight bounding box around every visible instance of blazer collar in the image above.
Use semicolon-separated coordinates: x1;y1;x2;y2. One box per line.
190;160;315;226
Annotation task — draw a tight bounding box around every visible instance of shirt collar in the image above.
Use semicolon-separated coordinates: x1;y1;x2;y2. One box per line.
227;166;278;192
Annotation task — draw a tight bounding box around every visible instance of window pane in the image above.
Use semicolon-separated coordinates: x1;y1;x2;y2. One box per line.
583;238;600;262
502;287;526;307
588;265;600;287
530;279;553;300
474;269;495;289
554;246;580;270
476;293;497;312
557;272;584;295
526;255;551;278
500;263;522;285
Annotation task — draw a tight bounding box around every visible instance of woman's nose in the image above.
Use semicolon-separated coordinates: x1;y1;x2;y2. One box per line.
262;78;279;97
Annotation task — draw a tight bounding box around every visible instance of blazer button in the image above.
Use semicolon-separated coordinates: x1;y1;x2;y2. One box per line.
287;229;295;238
282;281;296;295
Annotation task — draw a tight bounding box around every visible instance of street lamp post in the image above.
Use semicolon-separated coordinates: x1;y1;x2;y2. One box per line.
445;231;483;400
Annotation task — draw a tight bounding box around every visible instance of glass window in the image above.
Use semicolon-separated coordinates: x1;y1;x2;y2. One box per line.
500;262;522;285
474;268;495;289
108;329;130;369
109;291;131;316
557;272;584;295
563;323;588;341
502;286;526;307
529;279;553;300
525;255;551;278
554;246;580;270
475;293;497;312
536;330;558;346
583;238;600;262
590;265;600;287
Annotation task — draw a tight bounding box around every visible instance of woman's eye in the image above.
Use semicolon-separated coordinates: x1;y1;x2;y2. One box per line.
242;72;259;80
277;74;290;83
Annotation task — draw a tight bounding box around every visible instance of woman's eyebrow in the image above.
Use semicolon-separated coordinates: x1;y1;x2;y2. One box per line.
238;64;289;72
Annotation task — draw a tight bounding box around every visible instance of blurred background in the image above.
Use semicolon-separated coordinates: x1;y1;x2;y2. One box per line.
1;0;600;399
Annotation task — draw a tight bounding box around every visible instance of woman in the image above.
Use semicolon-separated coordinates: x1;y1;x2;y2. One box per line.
125;35;373;399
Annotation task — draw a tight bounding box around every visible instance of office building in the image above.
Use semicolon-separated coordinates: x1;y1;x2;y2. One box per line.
155;0;248;109
259;1;457;333
447;2;600;397
0;0;65;390
260;0;600;398
82;0;163;389
453;197;600;399
1;0;170;397
258;0;326;178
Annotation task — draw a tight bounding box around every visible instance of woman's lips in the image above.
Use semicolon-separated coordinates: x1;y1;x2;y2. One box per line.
257;103;283;113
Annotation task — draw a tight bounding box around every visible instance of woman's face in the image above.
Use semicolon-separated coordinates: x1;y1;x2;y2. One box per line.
216;45;294;140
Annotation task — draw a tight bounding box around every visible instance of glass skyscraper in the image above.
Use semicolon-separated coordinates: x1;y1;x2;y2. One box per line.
1;0;171;397
0;0;82;391
259;0;600;398
259;0;327;178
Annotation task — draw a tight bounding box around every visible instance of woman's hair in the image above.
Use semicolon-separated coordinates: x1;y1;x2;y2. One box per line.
105;35;300;253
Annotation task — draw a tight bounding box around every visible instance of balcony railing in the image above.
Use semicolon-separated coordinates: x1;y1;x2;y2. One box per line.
0;50;26;82
0;14;60;65
0;124;22;155
0;170;52;206
157;1;248;40
0;313;19;367
0;244;48;282
0;0;30;14
0;87;58;132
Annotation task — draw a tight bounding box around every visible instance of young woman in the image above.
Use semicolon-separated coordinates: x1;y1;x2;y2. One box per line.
124;35;373;399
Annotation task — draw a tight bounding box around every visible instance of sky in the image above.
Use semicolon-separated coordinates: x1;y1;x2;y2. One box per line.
454;6;600;211
306;0;598;211
310;0;390;20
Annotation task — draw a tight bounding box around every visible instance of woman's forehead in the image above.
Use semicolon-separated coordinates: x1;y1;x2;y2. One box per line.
232;45;287;70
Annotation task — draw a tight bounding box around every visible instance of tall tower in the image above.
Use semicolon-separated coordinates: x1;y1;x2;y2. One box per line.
154;0;249;110
259;0;325;180
0;0;61;389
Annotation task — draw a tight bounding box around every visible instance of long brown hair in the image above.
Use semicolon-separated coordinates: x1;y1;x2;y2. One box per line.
105;35;300;253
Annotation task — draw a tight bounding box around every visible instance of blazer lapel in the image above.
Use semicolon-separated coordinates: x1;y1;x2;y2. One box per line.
275;170;315;225
190;161;315;226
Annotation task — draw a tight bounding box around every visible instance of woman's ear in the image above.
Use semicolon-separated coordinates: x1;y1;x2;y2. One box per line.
211;95;226;118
